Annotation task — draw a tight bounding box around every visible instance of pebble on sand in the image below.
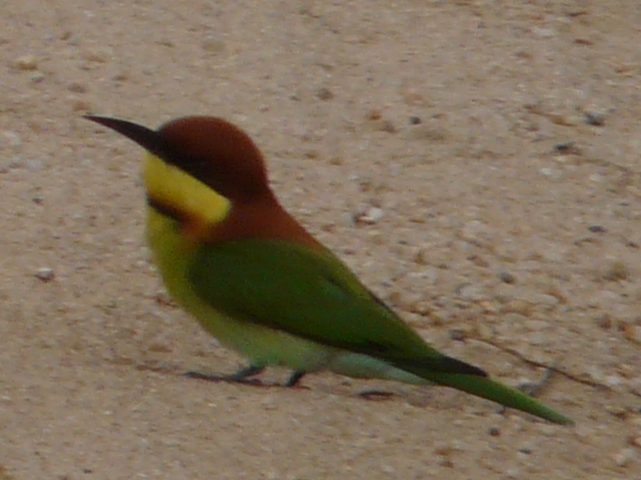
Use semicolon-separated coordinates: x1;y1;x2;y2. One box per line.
14;55;38;71
35;267;55;282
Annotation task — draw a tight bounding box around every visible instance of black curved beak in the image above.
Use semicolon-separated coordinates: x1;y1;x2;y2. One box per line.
84;115;168;158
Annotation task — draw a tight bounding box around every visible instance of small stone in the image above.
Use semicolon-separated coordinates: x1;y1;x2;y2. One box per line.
629;436;641;448
436;457;454;468
554;141;576;153
617;363;635;379
68;82;87;93
366;109;382;121
320;222;336;233
377;120;397;133
35;268;54;282
413;249;429;266
602;260;629;282
574;38;593;46
157;38;174;47
505;468;521;479
448;329;466;341
30;72;45;83
460;220;490;242
542;166;565;179
499;271;516;284
155;291;176;307
316;87;333;101
456;283;484;301
386;291;403;306
112;72;129;82
551;113;579;126
433;440;458;456
518;443;533;454
605;405;628;419
613;448;635;467
604;375;624;387
360;207;385;224
468;254;489;268
595;314;612;330
533;27;555;38
622;323;641;345
533;293;560;307
14;54;38;70
407;300;432;316
585;112;606;126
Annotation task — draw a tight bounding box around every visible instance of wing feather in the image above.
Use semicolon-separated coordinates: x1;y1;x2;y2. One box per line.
188;239;485;377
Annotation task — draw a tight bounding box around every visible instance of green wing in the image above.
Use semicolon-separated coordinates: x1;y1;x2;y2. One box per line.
188;238;573;425
188;238;482;376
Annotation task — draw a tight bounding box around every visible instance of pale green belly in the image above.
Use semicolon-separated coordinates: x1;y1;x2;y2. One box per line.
145;209;335;370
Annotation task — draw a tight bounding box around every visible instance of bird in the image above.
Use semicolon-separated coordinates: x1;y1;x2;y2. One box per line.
85;114;573;425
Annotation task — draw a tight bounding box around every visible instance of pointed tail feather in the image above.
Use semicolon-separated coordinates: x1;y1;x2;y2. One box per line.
417;371;573;425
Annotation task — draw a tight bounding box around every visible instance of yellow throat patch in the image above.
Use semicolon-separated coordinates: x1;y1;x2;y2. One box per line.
143;152;232;240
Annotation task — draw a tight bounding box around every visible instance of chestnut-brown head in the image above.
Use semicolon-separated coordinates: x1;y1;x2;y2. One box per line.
158;117;272;202
86;115;271;203
85;115;319;247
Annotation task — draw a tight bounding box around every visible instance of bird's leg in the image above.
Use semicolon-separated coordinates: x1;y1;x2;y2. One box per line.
185;364;265;385
224;364;266;382
284;370;306;387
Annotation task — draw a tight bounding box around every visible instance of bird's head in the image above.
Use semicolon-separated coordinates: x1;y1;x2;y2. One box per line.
85;115;318;247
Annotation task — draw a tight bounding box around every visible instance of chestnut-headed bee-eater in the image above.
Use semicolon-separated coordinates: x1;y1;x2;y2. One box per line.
85;114;573;425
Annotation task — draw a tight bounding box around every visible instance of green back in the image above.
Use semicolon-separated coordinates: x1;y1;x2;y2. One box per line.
188;238;484;377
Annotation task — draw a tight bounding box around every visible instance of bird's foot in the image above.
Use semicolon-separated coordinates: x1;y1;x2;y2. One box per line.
185;366;309;388
284;370;306;387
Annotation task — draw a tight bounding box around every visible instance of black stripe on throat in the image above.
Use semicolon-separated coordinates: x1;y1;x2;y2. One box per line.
147;196;186;224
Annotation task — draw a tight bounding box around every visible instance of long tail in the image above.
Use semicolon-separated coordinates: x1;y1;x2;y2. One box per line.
417;371;573;425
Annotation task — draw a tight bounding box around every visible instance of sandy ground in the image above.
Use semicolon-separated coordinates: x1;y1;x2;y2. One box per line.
2;1;641;478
